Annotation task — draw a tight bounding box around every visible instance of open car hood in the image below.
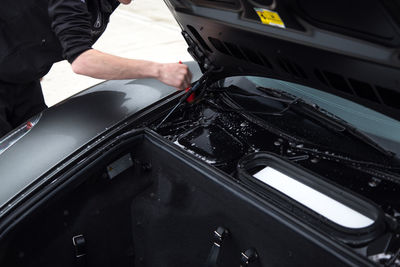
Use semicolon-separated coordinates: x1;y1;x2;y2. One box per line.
164;0;400;120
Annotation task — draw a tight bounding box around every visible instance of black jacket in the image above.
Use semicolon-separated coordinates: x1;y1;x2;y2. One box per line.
0;0;119;83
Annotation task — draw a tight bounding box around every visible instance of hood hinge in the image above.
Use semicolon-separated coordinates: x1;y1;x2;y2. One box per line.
182;31;212;71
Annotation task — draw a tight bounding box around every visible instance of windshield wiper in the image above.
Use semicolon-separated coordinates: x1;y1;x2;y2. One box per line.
294;100;394;157
206;84;394;157
209;89;399;169
253;86;395;158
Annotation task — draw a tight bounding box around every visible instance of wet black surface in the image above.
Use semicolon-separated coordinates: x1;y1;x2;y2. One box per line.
152;85;400;220
178;124;244;164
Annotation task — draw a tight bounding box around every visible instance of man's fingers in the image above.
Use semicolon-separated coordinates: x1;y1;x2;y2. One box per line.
185;71;192;88
185;72;192;89
180;65;192;89
176;65;191;90
178;74;187;90
158;62;193;90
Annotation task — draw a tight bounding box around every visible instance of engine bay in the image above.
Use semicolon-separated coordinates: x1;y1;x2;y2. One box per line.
151;79;400;215
150;76;400;264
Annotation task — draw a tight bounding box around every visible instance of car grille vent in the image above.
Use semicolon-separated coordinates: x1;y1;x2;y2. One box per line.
240;46;264;65
202;0;238;5
258;53;273;69
191;0;241;10
207;35;400;110
187;25;212;53
322;71;353;94
208;37;230;55
315;69;400;109
314;69;329;86
208;37;273;69
376;86;400;109
348;79;380;103
276;57;308;80
223;41;246;60
212;0;238;6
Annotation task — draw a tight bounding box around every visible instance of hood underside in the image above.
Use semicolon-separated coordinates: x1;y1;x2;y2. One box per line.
165;0;400;120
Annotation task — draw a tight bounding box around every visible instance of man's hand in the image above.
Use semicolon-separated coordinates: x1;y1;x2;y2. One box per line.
71;49;192;89
157;63;192;90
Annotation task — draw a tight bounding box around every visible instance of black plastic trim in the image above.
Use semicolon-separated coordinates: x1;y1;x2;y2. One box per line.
237;152;385;246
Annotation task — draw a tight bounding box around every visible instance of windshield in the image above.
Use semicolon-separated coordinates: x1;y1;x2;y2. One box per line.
242;76;400;155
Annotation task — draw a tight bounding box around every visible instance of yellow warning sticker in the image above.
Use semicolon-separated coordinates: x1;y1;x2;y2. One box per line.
254;8;285;29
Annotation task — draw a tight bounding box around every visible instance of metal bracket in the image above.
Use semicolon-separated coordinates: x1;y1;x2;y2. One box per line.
72;234;87;258
205;226;230;267
240;248;259;267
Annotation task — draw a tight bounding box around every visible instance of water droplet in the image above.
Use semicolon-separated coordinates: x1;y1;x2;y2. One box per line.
296;144;304;148
274;141;281;146
286;149;296;155
311;158;319;163
368;177;381;187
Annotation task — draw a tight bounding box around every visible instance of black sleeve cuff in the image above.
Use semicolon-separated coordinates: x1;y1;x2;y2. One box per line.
66;46;92;64
48;0;93;63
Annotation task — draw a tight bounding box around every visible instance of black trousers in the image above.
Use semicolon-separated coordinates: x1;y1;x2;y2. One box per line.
0;80;47;137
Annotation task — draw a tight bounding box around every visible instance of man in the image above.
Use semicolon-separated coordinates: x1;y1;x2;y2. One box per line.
0;0;192;137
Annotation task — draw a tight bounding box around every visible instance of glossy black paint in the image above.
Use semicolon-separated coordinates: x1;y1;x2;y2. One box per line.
153;84;400;218
165;0;400;120
0;61;202;209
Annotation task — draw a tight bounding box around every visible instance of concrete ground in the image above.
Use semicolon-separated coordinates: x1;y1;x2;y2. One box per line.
41;0;192;106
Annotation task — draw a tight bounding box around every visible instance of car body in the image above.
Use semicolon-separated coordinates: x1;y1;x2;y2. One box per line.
0;0;400;266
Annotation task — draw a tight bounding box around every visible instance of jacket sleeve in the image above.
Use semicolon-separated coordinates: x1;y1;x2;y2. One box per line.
48;0;93;63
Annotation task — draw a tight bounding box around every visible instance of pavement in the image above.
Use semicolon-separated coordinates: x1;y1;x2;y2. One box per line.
41;0;192;106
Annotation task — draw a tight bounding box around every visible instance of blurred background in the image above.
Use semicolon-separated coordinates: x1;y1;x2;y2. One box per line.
41;0;192;106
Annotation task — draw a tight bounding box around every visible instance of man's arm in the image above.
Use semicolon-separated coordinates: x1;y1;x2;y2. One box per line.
71;49;192;90
48;0;192;89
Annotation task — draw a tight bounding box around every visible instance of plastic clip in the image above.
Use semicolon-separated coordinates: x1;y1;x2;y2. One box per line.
240;248;259;267
205;226;230;267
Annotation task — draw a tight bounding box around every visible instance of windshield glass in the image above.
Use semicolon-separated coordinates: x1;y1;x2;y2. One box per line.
243;76;400;154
